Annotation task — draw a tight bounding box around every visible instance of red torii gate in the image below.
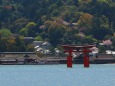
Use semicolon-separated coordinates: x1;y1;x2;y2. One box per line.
62;45;95;68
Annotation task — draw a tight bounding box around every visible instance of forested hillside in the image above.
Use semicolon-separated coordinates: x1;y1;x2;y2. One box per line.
0;0;115;52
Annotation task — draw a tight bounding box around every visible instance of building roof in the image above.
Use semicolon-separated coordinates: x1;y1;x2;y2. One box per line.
24;37;34;40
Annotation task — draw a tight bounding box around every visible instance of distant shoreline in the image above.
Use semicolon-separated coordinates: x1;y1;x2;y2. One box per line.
0;52;115;65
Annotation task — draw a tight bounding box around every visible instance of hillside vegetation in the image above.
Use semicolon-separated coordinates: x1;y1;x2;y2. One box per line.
0;0;115;52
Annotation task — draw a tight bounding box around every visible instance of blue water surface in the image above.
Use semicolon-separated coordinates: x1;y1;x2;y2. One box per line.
0;64;115;86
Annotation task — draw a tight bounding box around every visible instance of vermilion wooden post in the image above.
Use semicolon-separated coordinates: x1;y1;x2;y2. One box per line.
83;48;89;67
67;50;72;68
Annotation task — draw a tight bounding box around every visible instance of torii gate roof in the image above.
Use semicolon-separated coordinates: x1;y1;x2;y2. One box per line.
62;44;95;50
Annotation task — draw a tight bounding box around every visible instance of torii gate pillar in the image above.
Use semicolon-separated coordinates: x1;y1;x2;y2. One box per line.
83;48;90;67
67;50;72;68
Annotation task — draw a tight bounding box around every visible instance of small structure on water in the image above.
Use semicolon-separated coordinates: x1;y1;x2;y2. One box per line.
62;44;95;68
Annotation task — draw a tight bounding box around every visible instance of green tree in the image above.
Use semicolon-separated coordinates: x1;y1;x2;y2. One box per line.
77;13;93;35
17;36;26;52
13;18;29;33
0;29;12;37
81;35;98;44
63;28;79;44
19;22;37;37
48;25;65;46
48;4;58;13
14;35;26;52
98;45;106;53
45;21;65;46
26;22;37;37
35;36;43;41
0;37;7;52
19;28;27;36
6;37;17;52
67;0;74;5
91;16;113;40
56;0;63;7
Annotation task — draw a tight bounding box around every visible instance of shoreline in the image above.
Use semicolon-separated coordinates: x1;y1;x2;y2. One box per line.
0;53;115;65
0;58;115;65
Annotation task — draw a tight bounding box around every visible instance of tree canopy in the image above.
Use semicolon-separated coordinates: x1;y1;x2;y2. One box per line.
0;0;115;51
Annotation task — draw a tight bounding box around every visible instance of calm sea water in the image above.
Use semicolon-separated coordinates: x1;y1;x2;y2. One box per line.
0;64;115;86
